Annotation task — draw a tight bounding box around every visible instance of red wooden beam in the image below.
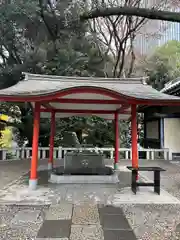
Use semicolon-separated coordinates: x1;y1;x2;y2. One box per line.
29;102;40;189
40;108;130;114
47;99;123;104
131;104;138;169
114;112;119;169
48;111;55;169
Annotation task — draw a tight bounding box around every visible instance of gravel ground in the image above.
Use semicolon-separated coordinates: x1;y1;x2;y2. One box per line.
1;159;180;239
1;202;180;240
0;205;49;240
122;204;180;240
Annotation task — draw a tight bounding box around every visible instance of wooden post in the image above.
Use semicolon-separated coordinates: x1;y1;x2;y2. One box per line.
29;102;40;190
114;112;119;170
48;111;55;170
131;104;138;169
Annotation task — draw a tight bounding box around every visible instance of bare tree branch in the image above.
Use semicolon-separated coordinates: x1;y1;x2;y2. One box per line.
80;6;180;23
86;0;174;77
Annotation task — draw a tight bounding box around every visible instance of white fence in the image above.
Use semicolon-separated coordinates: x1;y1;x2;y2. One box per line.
0;147;170;161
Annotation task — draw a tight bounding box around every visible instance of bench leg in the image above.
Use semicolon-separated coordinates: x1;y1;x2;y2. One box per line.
132;170;137;194
154;171;160;195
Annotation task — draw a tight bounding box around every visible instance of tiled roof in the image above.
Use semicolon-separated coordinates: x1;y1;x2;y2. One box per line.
161;77;180;93
0;72;180;102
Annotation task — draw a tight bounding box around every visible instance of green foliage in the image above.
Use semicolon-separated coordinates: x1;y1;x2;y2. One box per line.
82;117;114;147
43;38;106;77
144;40;180;90
54;116;131;148
54;116;113;147
0;127;13;148
0;0;130;148
0;0;109;147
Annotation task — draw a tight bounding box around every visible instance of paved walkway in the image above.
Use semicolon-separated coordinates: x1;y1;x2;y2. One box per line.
0;203;137;240
0;159;30;189
1;202;180;239
0;159;180;239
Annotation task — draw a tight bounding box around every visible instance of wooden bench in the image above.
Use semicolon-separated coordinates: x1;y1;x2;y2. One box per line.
127;166;166;195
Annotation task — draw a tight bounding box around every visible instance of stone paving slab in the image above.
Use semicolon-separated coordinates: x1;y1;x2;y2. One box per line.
64;183;121;205
98;205;137;240
110;186;180;205
0;205;47;240
45;202;72;220
10;209;41;224
0;160;30;190
98;205;125;215
101;214;132;230
70;225;104;240
37;220;71;238
98;206;131;230
0;183;53;205
36;238;69;240
103;229;137;240
72;203;99;224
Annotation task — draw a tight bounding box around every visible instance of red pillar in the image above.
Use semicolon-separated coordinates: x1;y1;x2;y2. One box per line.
29;102;40;190
131;104;138;169
114;112;119;170
48;111;55;170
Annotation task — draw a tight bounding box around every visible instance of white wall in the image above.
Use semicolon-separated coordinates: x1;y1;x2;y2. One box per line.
146;120;159;139
164;118;180;158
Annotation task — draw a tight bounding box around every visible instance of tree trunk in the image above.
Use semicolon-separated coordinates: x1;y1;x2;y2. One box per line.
76;129;83;144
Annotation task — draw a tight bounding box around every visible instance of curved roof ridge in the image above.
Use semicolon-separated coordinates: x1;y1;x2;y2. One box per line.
23;72;148;84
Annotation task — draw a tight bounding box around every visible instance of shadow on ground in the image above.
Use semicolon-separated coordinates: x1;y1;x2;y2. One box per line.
21;168;140;191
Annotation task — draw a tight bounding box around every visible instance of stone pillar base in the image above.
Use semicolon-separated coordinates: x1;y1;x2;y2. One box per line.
114;163;118;170
29;179;38;190
48;162;53;170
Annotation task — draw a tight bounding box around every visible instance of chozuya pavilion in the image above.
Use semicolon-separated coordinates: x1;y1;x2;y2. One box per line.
0;72;180;190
